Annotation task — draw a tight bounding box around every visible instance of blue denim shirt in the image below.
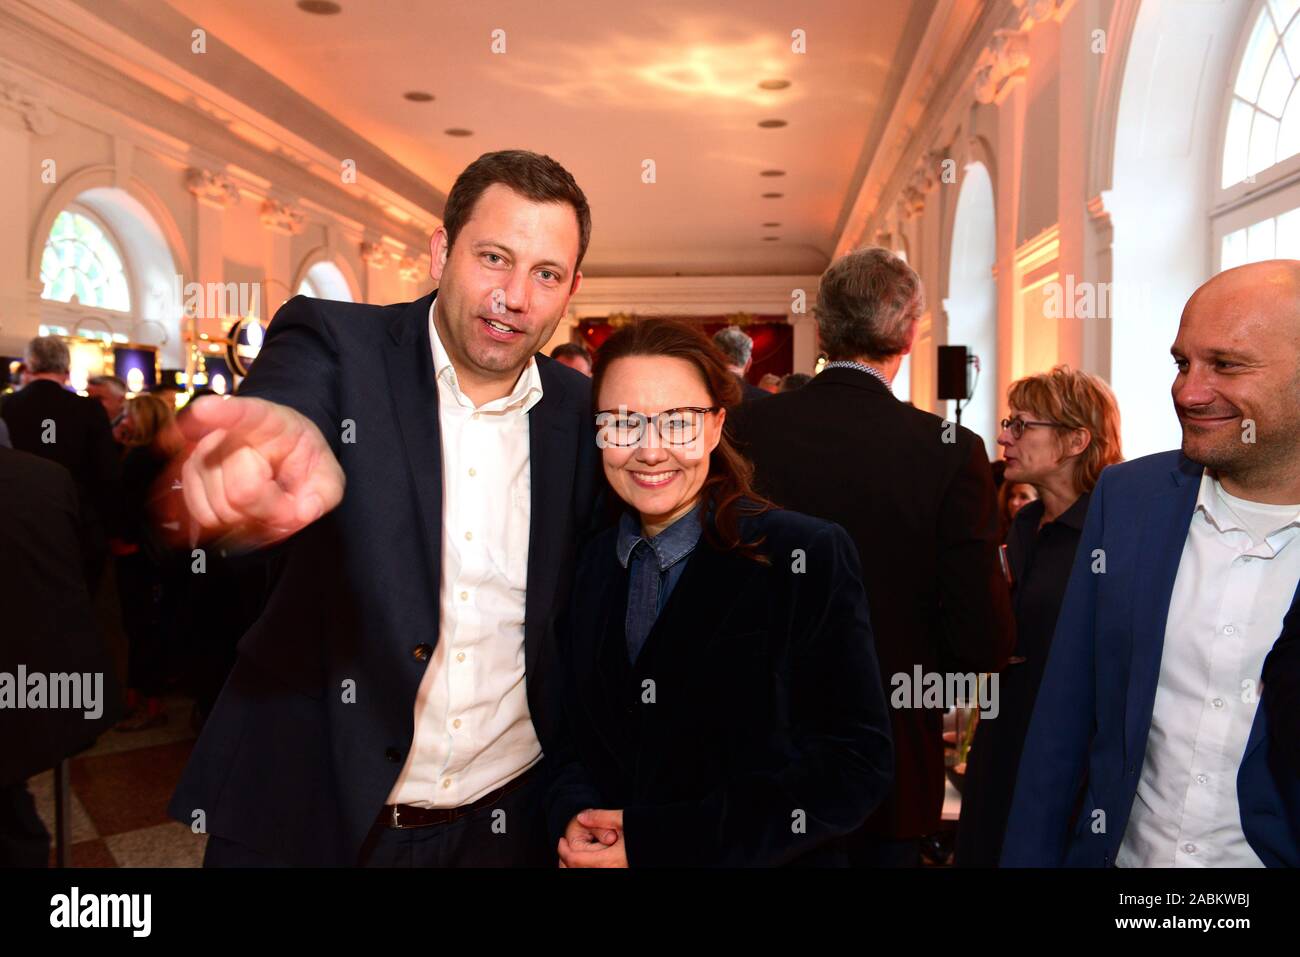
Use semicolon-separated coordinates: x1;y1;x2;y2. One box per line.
615;503;703;662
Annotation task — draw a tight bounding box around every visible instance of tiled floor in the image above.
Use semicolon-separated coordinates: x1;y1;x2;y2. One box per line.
28;694;208;867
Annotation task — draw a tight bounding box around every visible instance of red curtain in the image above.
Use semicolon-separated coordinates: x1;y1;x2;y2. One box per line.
577;317;793;385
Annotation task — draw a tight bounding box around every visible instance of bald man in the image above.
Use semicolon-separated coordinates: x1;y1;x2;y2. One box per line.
1002;260;1300;868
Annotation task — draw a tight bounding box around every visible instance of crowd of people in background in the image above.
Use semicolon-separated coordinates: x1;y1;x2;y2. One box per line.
2;151;1297;870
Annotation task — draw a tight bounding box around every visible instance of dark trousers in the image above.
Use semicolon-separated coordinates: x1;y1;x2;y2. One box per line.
204;768;553;868
0;782;50;868
115;553;166;698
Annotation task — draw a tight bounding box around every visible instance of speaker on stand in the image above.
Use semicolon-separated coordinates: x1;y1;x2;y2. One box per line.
937;345;980;425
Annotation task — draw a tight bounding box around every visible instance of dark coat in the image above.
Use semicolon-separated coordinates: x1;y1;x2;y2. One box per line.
728;367;1014;840
546;506;893;866
0;448;122;786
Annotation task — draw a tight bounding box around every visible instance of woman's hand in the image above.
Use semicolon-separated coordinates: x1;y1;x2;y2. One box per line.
557;809;627;868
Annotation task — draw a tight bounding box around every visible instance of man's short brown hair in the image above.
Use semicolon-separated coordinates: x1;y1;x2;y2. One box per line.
442;150;592;274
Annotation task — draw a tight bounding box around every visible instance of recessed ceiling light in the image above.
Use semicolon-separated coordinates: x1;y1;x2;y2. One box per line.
762;236;781;241
761;192;783;199
297;0;341;14
762;222;782;227
444;128;474;137
403;91;435;102
758;79;791;90
760;169;786;177
757;119;787;129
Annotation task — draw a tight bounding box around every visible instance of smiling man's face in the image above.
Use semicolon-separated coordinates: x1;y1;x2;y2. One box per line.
1171;261;1300;486
430;183;583;400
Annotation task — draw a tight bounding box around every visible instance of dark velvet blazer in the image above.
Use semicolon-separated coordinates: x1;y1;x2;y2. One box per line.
546;506;893;866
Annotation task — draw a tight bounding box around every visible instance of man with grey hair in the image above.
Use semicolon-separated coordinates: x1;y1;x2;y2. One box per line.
729;247;1013;867
87;374;128;431
0;335;120;591
712;325;770;404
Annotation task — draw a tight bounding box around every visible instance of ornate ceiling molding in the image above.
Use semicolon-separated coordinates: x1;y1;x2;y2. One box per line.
260;198;305;235
0;79;56;135
185;167;241;208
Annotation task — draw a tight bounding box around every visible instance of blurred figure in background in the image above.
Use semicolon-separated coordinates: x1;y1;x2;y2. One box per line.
551;342;592;376
712;325;769;404
112;393;184;731
0;336;120;593
779;372;811;393
86;374;128;440
0;445;122;865
957;365;1122;866
997;481;1039;541
757;373;781;394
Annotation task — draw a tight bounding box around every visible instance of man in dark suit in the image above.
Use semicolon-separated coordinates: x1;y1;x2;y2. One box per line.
729;247;1014;866
713;326;770;404
166;150;603;866
1003;261;1300;867
0;336;121;592
0;447;122;866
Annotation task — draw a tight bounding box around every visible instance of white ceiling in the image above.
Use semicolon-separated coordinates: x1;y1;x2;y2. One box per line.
160;0;933;276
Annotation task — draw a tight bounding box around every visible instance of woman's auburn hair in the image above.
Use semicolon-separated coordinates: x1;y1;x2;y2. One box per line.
1007;364;1124;493
590;318;774;562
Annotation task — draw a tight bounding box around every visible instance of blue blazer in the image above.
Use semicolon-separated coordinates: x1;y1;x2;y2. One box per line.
1001;451;1300;867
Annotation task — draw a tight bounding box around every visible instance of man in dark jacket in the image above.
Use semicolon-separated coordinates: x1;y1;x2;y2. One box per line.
729;247;1014;866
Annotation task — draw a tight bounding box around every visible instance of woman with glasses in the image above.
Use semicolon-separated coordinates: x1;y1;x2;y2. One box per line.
546;318;893;867
956;365;1123;866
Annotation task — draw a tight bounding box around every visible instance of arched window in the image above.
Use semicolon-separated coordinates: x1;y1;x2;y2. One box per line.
945;162;998;457
1216;0;1300;266
297;260;354;302
40;208;131;312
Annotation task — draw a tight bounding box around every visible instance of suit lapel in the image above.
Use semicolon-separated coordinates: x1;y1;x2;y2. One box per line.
381;292;443;608
1124;458;1203;763
524;361;579;679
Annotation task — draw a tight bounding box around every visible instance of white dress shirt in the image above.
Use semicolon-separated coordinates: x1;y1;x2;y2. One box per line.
1118;472;1300;867
386;304;544;808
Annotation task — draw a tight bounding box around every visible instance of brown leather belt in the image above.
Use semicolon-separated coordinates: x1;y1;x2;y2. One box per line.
378;763;541;829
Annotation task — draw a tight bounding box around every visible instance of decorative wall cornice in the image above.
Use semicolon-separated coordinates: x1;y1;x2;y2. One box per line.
185;167;241;208
973;29;1030;105
0;78;56;134
260;198;305;235
359;241;388;268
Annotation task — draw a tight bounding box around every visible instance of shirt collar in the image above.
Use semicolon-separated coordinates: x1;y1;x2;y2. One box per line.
427;297;543;414
821;360;893;393
1195;471;1300;537
616;504;703;571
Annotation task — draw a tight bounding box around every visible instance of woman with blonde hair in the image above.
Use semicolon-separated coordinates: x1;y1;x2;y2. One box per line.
113;392;183;731
957;365;1123;866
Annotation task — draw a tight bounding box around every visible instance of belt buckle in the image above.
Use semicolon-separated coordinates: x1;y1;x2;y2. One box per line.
390;805;403;829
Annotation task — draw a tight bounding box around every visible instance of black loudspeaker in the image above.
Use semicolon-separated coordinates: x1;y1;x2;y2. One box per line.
937;345;971;400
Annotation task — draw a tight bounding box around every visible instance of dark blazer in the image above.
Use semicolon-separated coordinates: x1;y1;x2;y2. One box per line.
546;507;893;866
735;374;770;405
1001;452;1300;867
0;448;122;786
728;368;1014;840
0;379;121;583
957;493;1090;867
167;292;603;864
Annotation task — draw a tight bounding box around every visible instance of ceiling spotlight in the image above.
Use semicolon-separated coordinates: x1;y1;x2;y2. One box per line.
757;119;787;129
758;78;791;90
762;236;781;241
297;1;341;14
403;91;435;102
760;169;786;177
444;128;474;137
761;192;783;199
762;222;782;227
